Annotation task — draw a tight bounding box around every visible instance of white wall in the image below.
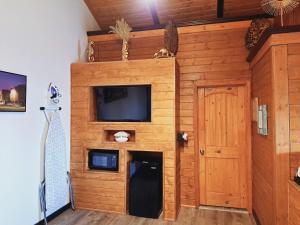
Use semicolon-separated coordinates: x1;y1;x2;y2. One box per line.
0;1;99;224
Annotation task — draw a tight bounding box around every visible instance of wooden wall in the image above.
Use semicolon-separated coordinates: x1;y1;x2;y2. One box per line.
288;43;300;178
251;50;275;225
284;8;300;26
88;21;251;206
71;58;179;220
249;33;300;225
289;181;300;225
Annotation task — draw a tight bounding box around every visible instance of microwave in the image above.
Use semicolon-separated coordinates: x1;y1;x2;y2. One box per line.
88;149;119;171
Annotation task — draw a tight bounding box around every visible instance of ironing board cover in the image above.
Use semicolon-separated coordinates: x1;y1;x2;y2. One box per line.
45;112;68;216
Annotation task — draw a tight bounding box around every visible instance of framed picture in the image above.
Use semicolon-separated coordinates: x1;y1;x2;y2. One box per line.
0;70;27;112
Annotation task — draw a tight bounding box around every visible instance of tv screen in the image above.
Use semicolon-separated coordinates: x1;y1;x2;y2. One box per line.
94;85;151;122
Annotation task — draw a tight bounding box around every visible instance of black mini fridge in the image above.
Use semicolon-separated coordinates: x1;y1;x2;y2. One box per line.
129;158;162;218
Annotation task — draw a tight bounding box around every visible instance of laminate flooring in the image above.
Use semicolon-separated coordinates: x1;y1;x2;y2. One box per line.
49;207;256;225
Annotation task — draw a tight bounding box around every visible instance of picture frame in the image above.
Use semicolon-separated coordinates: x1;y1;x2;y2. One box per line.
0;70;27;112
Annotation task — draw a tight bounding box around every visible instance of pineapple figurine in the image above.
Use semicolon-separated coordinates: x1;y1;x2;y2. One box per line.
109;18;132;61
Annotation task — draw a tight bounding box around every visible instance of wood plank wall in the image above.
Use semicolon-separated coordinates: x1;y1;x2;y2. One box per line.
251;50;275;225
289;181;300;225
284;8;300;26
88;21;251;206
250;35;298;225
71;59;179;220
288;43;300;178
274;8;300;26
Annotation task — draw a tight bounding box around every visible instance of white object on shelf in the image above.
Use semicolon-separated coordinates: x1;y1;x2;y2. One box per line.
114;131;130;143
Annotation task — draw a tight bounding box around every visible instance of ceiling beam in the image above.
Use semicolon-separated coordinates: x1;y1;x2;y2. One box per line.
87;14;272;36
217;0;224;18
147;0;160;25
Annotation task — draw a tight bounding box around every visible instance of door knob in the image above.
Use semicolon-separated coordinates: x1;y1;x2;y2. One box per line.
200;149;205;156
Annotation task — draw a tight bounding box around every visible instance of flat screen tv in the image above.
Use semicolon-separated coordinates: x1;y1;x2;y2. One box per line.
94;85;151;122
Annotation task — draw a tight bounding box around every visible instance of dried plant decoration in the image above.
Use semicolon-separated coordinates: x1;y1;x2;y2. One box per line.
261;0;299;26
164;20;178;56
245;18;273;49
154;20;179;58
87;40;95;62
109;18;132;61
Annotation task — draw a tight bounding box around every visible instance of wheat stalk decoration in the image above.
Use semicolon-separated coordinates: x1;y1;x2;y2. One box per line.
261;0;299;26
109;19;132;61
109;18;132;41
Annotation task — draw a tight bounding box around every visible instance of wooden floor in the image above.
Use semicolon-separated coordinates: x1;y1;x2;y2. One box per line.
49;207;256;225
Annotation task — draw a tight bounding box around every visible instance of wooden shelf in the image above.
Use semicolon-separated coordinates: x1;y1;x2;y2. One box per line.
85;169;120;175
89;121;151;126
247;25;300;63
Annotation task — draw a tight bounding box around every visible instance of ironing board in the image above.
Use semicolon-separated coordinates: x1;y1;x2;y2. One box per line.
44;112;68;216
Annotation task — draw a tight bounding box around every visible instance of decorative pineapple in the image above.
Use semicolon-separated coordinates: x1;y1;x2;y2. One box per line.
109;18;132;61
87;41;95;62
245;18;273;50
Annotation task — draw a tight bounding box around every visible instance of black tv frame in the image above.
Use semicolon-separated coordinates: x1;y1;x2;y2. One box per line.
93;84;152;123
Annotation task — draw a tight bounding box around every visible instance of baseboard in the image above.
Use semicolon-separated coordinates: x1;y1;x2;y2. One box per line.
34;203;71;225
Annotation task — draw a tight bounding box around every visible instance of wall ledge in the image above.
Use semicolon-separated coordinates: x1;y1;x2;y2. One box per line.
247;25;300;66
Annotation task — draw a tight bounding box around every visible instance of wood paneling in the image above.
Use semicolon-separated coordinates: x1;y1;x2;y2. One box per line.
84;0;262;29
250;33;293;225
88;21;251;207
71;58;179;221
251;50;275;225
84;0;154;29
277;7;300;26
271;45;290;225
156;0;217;24
224;0;264;18
283;42;300;225
289;181;300;225
288;43;300;179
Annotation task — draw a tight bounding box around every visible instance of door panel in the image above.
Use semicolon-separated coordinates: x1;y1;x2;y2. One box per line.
206;158;240;194
198;85;248;209
205;147;239;159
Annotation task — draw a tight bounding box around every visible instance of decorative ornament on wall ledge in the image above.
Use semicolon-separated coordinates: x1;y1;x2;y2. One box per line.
114;131;130;143
87;40;95;62
261;0;300;27
109;18;132;61
245;18;273;50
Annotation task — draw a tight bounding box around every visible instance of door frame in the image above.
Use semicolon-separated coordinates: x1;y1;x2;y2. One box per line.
193;79;252;212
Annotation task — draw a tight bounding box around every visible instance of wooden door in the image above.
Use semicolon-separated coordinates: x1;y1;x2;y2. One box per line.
198;85;248;209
